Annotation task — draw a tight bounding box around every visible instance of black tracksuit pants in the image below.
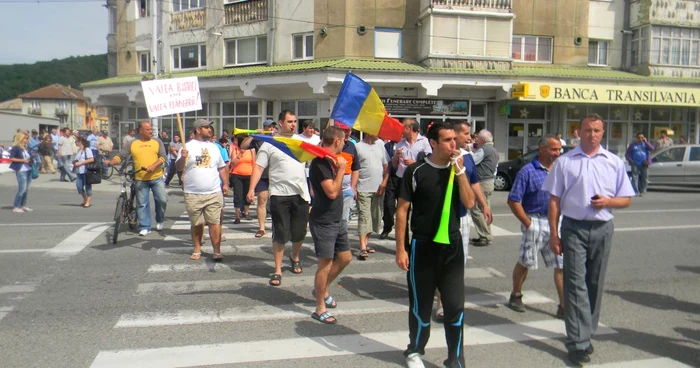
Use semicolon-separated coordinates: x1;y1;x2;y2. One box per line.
382;174;401;233
404;235;465;368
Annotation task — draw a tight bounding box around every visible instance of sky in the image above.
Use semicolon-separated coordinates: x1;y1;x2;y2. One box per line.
0;0;107;65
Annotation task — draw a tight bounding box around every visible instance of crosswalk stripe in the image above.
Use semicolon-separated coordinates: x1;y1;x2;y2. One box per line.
0;306;14;323
0;283;39;294
91;319;616;367
136;268;506;295
115;290;554;328
565;358;693;368
45;224;109;259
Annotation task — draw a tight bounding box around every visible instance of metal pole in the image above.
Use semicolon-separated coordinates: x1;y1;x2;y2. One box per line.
151;0;159;135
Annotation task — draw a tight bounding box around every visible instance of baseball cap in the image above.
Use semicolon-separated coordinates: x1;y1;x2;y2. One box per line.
193;118;213;129
263;119;277;128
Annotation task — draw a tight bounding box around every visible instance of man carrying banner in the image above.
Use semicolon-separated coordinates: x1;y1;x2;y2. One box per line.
247;110;310;286
395;122;475;368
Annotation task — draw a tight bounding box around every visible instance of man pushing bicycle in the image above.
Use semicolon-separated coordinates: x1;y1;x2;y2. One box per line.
105;121;168;236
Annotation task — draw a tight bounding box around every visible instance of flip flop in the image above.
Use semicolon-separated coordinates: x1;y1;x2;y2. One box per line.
189;252;201;261
269;273;282;286
254;230;265;238
213;253;224;262
311;311;337;325
311;290;337;308
358;250;369;260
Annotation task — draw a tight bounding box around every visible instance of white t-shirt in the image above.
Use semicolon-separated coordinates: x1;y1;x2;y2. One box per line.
178;140;226;195
355;140;388;193
256;141;310;202
294;133;320;177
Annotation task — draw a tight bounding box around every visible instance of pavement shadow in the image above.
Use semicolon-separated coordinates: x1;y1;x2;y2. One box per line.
597;327;699;367
607;290;700;315
676;265;700;275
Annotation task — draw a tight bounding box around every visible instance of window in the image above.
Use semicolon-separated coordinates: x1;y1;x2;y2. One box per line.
650;26;699;66
173;0;206;12
222;101;262;131
588;40;608;65
375;28;402;59
139;52;151;73
138;0;150;17
689;147;700;162
653;147;686;163
512;36;552;63
631;27;650;66
172;44;206;70
292;33;314;61
225;36;267;66
108;7;117;34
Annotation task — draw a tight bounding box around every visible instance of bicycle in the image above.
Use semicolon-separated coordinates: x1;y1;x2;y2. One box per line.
99;151;115;180
112;165;147;244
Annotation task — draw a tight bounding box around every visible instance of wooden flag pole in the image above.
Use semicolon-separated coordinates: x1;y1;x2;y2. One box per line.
175;113;185;142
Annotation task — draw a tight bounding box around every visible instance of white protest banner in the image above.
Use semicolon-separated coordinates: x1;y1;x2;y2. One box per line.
141;76;202;118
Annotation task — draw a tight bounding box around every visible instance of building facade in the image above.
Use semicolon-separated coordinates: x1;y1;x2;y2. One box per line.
17;84;109;133
85;0;700;162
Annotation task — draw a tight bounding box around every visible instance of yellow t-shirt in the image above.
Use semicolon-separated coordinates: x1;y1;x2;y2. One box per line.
115;138;166;181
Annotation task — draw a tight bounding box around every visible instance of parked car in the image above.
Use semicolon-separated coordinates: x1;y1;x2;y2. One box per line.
494;146;575;191
648;144;700;186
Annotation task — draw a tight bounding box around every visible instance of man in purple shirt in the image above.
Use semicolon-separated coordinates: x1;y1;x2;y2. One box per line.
543;114;635;365
625;132;654;197
506;135;564;319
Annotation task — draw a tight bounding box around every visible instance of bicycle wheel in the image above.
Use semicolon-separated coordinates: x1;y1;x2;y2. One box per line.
102;164;114;180
127;193;138;230
113;195;125;244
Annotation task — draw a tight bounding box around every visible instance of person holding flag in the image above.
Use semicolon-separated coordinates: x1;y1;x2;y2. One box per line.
395;121;475;368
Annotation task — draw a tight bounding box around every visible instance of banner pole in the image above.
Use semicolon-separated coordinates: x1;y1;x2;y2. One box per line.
176;113;185;143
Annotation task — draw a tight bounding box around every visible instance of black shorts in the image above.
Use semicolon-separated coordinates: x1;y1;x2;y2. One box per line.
269;195;309;244
310;220;350;259
255;178;269;193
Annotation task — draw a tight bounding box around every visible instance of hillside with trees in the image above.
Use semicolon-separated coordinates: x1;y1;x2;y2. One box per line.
0;54;108;101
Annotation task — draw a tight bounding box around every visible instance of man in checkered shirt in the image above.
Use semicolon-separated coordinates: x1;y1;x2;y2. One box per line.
506;134;565;319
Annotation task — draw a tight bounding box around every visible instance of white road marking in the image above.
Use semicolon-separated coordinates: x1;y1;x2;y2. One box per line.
0;283;39;294
0;306;14;322
136;268;505;295
616;224;700;232
488;225;520;236
0;222;110;227
115;290;554;328
564;358;693;368
0;249;49;254
45;224;109;259
91;319;616;367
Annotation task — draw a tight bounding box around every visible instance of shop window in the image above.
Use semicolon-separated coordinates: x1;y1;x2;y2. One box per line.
471;103;486;118
588;40;608;66
375;28;402;59
292;33;314;61
222;101;262;132
631;108;650;121
508;105;546;119
298;101;318;116
512;36;552;63
225;36;267;66
128;107;149;120
650;108;671;121
610;106;628;120
588;105;609;121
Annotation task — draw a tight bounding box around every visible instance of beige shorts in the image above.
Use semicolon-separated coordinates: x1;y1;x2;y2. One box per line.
184;192;224;226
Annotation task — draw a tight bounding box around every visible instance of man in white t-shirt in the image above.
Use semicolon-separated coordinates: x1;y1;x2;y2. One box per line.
354;133;388;260
176;119;229;262
247;110;310;286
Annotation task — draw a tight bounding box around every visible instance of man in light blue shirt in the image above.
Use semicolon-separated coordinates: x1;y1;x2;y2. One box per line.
543;114;635;366
87;130;98;150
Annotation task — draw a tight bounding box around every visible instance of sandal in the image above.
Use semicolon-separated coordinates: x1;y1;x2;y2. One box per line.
358;249;369;261
312;290;337;308
213;253;224;262
269;273;282;287
311;311;337;325
189;252;201;261
366;247;375;253
254;230;265;238
220;235;227;242
435;308;444;323
289;256;303;274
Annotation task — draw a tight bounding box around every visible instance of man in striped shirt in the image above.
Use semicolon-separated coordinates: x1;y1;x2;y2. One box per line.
506;134;564;319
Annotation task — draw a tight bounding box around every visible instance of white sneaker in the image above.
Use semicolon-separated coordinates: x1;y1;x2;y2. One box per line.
156;223;164;231
405;353;425;368
22;207;33;212
139;229;151;236
12;208;24;213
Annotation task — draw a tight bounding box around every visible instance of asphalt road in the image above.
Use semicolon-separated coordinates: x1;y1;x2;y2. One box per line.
0;171;698;368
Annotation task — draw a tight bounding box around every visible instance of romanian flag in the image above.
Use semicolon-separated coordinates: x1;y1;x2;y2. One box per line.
251;134;335;163
330;73;404;142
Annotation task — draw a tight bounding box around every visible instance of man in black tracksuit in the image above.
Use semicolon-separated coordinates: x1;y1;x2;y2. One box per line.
395;122;475;368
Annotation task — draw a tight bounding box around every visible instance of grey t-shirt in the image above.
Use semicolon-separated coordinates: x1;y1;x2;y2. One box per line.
355;140;388;193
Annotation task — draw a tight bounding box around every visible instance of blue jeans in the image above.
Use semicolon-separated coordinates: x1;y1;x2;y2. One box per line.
59;155;76;181
76;173;93;196
135;177;168;231
14;170;32;208
630;163;648;194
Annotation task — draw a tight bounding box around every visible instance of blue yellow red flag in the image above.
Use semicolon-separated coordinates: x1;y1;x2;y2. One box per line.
330;73;403;142
251;134;335;163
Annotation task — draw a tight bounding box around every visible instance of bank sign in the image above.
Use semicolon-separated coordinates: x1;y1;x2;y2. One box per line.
511;82;700;107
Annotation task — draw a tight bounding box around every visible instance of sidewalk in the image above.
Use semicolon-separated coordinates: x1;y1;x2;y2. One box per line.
0;164;123;193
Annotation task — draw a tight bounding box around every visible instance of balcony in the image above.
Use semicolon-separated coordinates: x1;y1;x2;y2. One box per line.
425;0;512;13
55;107;69;116
631;0;700;27
170;9;206;32
224;0;268;25
28;107;42;115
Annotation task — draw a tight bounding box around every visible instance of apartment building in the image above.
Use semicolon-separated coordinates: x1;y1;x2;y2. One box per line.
84;0;700;161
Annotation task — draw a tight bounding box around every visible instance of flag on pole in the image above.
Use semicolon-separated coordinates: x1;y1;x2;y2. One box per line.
251;134;335;163
330;73;404;142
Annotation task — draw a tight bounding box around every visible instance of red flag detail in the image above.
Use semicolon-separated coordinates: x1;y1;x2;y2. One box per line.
378;114;403;142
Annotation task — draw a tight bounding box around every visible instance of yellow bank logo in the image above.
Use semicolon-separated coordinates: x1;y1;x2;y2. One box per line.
540;85;551;98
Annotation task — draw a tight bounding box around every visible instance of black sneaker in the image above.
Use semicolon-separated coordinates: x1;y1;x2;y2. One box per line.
586;343;594;355
471;237;491;247
379;231;390;240
556;305;564;319
233;218;241;224
567;350;590;365
508;293;526;312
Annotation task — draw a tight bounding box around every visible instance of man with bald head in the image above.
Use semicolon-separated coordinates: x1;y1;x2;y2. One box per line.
470;129;498;247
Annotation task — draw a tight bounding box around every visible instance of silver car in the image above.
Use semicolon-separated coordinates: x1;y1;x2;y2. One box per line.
649;144;700;186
